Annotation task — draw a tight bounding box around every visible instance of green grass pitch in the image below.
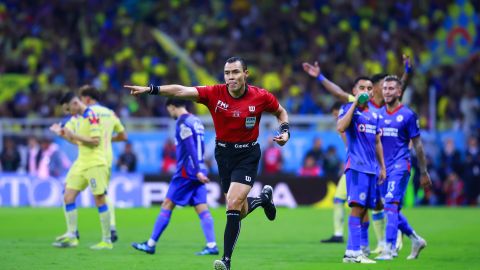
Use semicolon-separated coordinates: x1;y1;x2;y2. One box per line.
0;207;479;270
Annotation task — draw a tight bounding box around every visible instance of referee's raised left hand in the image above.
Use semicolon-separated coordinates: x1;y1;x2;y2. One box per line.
124;85;150;96
273;132;289;146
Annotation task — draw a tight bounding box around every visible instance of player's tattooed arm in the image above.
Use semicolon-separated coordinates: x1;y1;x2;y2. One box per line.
302;61;351;103
411;136;432;189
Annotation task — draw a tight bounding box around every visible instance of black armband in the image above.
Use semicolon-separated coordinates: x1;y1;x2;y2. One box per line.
149;84;160;95
279;122;290;139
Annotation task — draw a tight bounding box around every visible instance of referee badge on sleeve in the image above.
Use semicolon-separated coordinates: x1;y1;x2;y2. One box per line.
245;117;256;129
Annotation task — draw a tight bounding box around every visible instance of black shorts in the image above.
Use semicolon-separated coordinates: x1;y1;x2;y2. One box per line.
214;140;261;193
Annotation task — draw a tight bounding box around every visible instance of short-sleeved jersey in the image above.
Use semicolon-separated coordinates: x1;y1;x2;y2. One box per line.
379;104;420;173
62;115;78;132
195;84;279;143
339;102;380;175
90;104;125;167
71;108;107;171
172;113;208;180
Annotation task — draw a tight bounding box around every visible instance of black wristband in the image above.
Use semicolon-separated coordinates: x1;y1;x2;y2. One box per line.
279;122;290;139
149;85;160;95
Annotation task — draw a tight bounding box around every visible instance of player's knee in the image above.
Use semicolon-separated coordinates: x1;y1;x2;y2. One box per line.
162;199;175;210
226;197;244;210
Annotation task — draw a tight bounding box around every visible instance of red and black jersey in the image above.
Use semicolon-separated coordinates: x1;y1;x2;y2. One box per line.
196;84;279;143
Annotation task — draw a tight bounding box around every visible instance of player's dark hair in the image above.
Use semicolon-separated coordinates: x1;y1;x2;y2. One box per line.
60;92;76;105
353;76;371;87
331;101;343;112
79;85;101;101
371;73;388;84
226;56;247;71
384;75;403;88
165;98;189;108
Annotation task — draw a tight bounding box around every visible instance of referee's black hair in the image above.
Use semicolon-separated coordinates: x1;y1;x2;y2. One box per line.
165;98;189;108
60;92;77;105
79;85;101;101
226;56;247;71
371;73;388;84
353;76;371;87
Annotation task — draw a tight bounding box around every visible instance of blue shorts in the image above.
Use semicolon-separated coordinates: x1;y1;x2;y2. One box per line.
166;177;207;207
345;169;377;209
380;170;410;204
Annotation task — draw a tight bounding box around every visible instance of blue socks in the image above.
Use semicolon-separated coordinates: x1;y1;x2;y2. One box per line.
385;203;399;248
398;212;414;236
198;210;216;245
347;216;362;252
150;208;172;242
360;221;370;248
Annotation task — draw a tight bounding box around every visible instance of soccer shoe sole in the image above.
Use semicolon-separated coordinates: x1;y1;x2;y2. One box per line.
261;185;276;221
213;260;229;270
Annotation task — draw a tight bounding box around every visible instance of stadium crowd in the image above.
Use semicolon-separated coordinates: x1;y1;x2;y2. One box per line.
1;1;479;205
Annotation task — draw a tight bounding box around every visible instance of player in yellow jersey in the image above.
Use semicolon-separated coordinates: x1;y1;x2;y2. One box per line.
79;85;127;242
50;92;112;250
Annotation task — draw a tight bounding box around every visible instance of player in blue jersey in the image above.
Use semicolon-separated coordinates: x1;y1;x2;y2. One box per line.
131;98;218;255
337;77;386;264
302;56;411;254
375;75;432;260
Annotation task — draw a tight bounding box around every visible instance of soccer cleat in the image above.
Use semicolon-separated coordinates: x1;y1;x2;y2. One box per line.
52;236;79;248
407;237;426;260
260;185;276;221
375;250;393;261
320;235;344;243
196;246;219;255
213;259;230;270
111;230;118;243
343;254;376;264
90;241;113;250
131;241;155;255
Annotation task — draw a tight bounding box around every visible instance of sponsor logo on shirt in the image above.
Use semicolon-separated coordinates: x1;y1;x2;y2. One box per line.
232;110;240;117
245;117;256;129
215;100;229;112
357;124;376;134
384;119;392;124
381;127;398;137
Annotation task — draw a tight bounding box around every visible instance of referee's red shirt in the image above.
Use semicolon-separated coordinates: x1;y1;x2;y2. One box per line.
196;84;279;143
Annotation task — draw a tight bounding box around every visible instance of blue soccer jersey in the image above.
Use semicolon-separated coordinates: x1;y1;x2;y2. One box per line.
379;104;420;173
172;113;208;180
338;102;381;175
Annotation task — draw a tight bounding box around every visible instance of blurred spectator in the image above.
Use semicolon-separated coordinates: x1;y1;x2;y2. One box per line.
439;138;462;176
25;136;41;175
161;138;176;174
1;137;21;172
117;142;137;172
37;137;71;179
262;139;283;175
304;137;324;168
443;172;465;206
298;154;321;177
463;136;480;204
323;145;342;179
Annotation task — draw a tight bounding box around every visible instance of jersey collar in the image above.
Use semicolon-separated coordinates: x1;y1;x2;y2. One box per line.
226;84;249;99
386;103;404;115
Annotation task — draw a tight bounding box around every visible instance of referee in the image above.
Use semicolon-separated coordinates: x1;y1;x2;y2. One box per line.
125;56;290;270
